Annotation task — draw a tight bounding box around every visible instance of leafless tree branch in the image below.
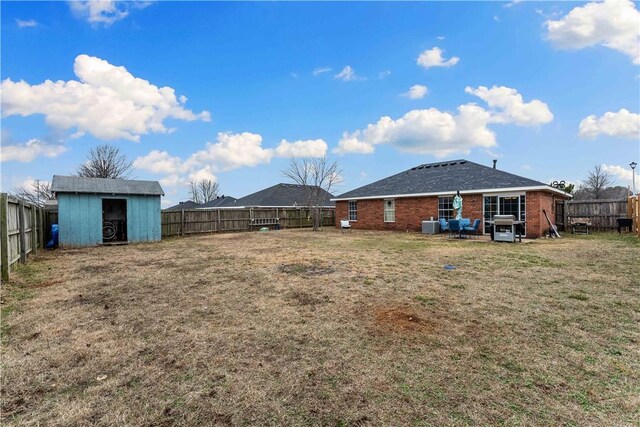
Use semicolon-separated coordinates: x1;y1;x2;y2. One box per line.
188;179;220;204
76;144;133;179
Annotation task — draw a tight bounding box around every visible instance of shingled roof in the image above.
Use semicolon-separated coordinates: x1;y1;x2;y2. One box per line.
163;200;202;211
233;183;335;207
334;159;564;200
52;175;164;196
198;196;238;209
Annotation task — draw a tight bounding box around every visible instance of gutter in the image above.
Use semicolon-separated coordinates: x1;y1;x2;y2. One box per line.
331;185;571;201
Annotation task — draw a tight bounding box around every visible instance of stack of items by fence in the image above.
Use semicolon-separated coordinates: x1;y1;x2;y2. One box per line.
562;199;629;232
0;193;46;282
628;196;639;237
161;207;335;237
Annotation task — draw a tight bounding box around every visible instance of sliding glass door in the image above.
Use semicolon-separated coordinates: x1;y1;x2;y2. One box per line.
483;194;526;234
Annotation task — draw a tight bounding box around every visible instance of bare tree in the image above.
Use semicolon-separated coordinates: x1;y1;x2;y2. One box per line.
283;157;342;231
188;179;220;204
12;180;54;207
77;144;133;179
582;165;614;199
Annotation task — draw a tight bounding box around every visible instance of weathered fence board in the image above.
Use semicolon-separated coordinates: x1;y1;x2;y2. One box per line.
0;193;45;282
161;207;335;237
564;199;629;232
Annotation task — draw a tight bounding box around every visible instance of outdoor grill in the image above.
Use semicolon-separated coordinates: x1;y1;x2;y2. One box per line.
493;215;517;243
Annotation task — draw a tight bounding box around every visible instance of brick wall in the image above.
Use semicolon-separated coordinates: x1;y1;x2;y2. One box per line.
526;191;558;238
336;194;484;232
336;190;566;238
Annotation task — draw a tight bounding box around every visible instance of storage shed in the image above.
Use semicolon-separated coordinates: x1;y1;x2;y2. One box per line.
51;175;164;247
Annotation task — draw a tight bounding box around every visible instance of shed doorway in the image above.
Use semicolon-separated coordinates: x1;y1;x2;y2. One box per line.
102;199;127;243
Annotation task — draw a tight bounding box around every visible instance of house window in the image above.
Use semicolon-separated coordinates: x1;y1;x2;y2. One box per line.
348;201;357;221
384;199;395;222
438;196;454;220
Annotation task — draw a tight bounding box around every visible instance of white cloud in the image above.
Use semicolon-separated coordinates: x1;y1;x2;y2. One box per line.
313;67;332;76
417;47;459;69
602;164;640;188
335;86;553;156
378;70;391;79
402;84;428;99
68;0;152;27
521;164;532;171
464;86;554;126
186;132;273;172
578;109;640;139
545;0;640;64
135;132;328;190
493;16;500;22
275;139;328;158
0;138;67;163
1;54;210;142
334;66;362;81
16;19;37;28
436;36;445;41
290;72;298;78
132;149;184;174
504;0;523;8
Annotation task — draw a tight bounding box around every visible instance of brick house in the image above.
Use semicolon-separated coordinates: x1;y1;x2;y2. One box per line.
332;159;570;238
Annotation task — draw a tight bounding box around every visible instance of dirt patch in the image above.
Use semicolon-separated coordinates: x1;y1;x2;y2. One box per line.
373;307;439;333
279;263;336;276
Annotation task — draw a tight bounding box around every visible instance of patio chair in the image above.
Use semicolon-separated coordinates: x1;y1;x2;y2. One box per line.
439;218;450;239
448;220;461;239
340;220;352;232
463;219;482;239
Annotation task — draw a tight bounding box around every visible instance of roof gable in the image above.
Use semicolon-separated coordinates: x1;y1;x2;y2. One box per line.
52;175;164;196
335;160;557;199
234;183;335;207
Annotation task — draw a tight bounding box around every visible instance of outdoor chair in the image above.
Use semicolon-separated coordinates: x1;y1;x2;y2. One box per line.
439;218;449;239
463;219;482;239
448;220;461;239
340;220;352;232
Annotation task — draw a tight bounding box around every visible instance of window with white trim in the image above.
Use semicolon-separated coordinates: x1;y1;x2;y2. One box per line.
438;196;454;220
384;199;395;222
348;201;357;221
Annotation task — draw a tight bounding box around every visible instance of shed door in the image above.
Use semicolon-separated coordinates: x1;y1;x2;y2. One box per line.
102;199;127;243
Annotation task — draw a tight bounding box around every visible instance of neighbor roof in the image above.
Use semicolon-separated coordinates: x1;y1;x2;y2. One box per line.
198;196;238;209
163;200;202;211
52;175;164;196
233;183;335;207
334;159;566;200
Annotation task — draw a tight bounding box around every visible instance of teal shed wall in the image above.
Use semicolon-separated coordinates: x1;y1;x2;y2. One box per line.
57;193;161;247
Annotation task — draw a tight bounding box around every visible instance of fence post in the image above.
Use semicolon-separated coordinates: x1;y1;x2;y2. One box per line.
217;209;221;233
38;208;45;250
180;209;185;236
31;205;38;255
18;200;27;263
1;194;9;282
299;208;302;228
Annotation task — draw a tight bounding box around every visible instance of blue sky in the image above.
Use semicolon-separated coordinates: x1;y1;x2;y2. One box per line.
2;0;639;206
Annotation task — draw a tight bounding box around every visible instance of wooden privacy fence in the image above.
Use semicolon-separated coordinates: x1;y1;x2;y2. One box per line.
0;193;46;282
562;198;629;232
162;207;335;237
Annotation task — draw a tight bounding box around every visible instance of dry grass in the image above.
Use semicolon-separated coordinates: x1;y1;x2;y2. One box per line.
1;230;639;426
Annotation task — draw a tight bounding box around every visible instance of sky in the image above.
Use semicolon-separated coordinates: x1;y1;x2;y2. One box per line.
1;0;639;207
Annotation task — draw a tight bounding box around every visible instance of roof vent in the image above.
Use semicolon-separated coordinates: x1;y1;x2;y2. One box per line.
459;160;466;164
433;164;440;168
450;161;457;165
417;165;424;169
411;167;417;170
425;164;431;168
